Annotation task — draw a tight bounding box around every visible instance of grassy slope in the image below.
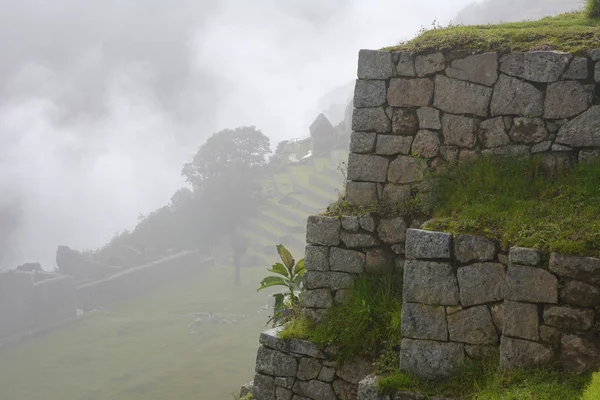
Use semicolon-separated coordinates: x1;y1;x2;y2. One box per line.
0;266;270;400
384;11;600;55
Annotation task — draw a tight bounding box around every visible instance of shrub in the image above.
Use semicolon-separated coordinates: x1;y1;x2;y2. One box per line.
587;0;600;19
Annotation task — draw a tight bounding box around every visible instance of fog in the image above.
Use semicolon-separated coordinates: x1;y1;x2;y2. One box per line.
0;0;480;270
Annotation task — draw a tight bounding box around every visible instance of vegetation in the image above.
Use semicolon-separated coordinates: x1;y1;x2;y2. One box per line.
419;156;600;257
257;245;305;326
385;11;600;55
583;370;600;399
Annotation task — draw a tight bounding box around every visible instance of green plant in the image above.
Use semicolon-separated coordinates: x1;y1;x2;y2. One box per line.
583;370;600;399
587;0;600;19
257;244;305;326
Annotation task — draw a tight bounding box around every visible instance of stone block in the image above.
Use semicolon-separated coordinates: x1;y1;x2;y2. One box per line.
481;145;529;157
306;216;341;246
366;248;395;273
445;52;498;86
500;337;554;370
561;334;600;373
442;113;479;148
490;74;543;117
289;339;325;359
334;289;352;306
300;289;333;309
318;367;336;382
347;153;389;183
508;247;541;266
478;117;510;148
491;303;504;332
346;181;379;207
403;260;459;305
304;271;354;290
549;253;600;285
543;305;594;332
465;345;499;361
454;234;497;263
544;81;593;119
589;49;600;60
382;184;411;205
509;118;548;144
333;379;357;400
399;338;465;379
417;107;441;130
338;356;372;384
499;51;572;83
560;280;600;308
377;217;408;244
276;387;293;400
341;216;360;232
401;303;448;341
253;374;276;400
457;263;505;306
354;79;387;108
415;52;446;76
350;131;377;153
260;327;289;352
556;106;600;147
396;52;416;77
256;346;298;377
392;108;420;135
297;358;322;381
376;134;413;155
305;246;329;272
506;265;558;304
240;381;254;398
357;49;395;79
503;300;539;341
387;78;434;107
539;325;562;344
359;214;377;232
340;232;380;248
433;75;492;117
352;108;391;133
330;247;366;274
411;130;440;158
562;57;589;79
448;305;498;345
387;156;427;184
405;229;452;260
357;375;381;400
531;141;552;154
292;380;336;400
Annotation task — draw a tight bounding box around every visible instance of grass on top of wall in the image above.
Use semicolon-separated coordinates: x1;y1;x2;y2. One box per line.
384;11;600;55
421;156;600;257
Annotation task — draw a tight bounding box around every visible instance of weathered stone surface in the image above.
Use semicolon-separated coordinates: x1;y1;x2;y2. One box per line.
341;216;360;232
400;338;465;379
240;381;254;398
341;232;380;248
358;50;395;79
358;214;376;233
589;49;600;60
561;280;600;308
506;265;558;303
376;134;413;155
276;386;293;400
366;248;395;273
561;334;600;373
377;217;408;244
440;145;459;161
297;358;322;381
307;216;341;246
346;181;379;207
465;345;499;360
347;153;389;183
549;253;600;284
256;346;298;377
417;107;441;130
411;130;440;158
500;337;554;370
382;184;411;205
293;380;336;400
405;229;452;260
415;53;446;76
403;260;459;305
289;339;325;359
481;145;529;157
260;327;289;352
388;79;434;107
448;305;498;345
354;80;387;108
509;118;548;144
396;52;416;77
539;325;562;344
446;306;463;315
490;74;544;117
457;263;505;306
434;75;492;117
595;62;600;83
387;156;427;184
401;303;448;341
305;246;330;272
491;303;504;332
338;356;372;384
454;235;497;263
458;150;478;163
531;141;552;153
253;374;276;400
508;247;541;266
350;132;377;153
580;149;600;162
545;81;593;119
333;380;356;400
442;113;479;148
563;57;588;79
543;305;594;332
318;367;336;382
499;51;572;82
304;271;354;290
353;108;391;133
304;308;327;323
300;289;334;309
540;153;576;174
330;247;366;274
556;106;600;147
552;144;573;152
334;289;352;306
478;117;510;148
392;108;419;135
445;52;498;86
503;300;539;341
357;375;380;400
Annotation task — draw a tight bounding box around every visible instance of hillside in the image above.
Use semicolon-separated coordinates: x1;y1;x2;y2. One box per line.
454;0;583;25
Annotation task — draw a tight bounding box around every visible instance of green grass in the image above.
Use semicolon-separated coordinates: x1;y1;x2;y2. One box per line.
583;370;600;399
379;360;592;399
421;156;600;257
0;266;270;400
385;11;600;55
587;0;600;19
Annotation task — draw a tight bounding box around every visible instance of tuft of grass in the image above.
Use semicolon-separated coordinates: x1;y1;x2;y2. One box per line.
583;370;600;399
421;156;600;257
385;11;600;55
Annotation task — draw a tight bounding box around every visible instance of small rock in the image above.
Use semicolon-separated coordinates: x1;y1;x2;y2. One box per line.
478;117;511;148
377;217;408;244
341;216;360;232
411;130;441;158
417;107;441;130
491;303;504;332
392;108;420;135
454;234;497;263
396;52;416;77
359;214;377;232
509;118;548;144
442;113;479;148
499;337;554;370
330;247;366;274
508;247;542;266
